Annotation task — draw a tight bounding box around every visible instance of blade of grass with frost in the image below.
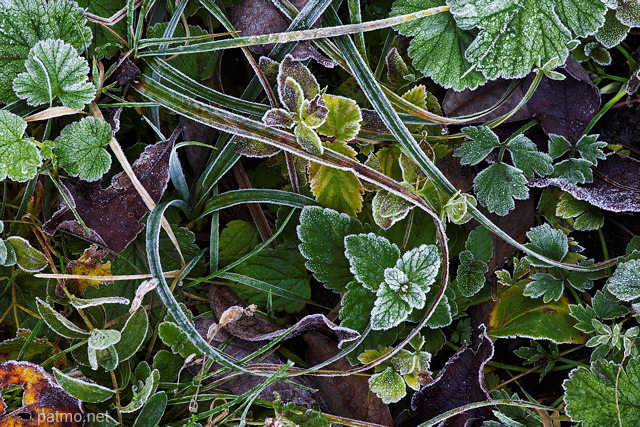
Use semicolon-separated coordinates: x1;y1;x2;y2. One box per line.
218;273;317;308
136;6;450;55
322;7;611;273
197;189;317;220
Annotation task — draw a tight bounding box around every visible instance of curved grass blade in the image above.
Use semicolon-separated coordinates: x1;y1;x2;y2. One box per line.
198;189;317;220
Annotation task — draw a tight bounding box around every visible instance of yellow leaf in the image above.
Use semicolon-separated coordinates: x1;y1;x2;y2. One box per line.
66;245;112;295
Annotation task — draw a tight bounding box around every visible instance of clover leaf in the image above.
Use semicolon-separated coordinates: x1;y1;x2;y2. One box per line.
0;110;42;182
53;117;112;181
13;39;96;110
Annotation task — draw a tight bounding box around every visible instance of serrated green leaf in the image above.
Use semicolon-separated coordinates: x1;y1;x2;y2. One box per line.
54;117;112;181
395;244;440;290
523;272;565;303
316;94;362;141
505;135;553;177
233;245;311;313
457;250;487;297
551;158;594;183
0;0;92;103
569;303;598;333
456;126;500;165
593;290;628;319
449;0;574;80
596;9;630;48
0;110;41;182
53;367;115;403
575;134;608;164
524;223;569;266
548;134;574;159
617;0;640;26
606;259;640;302
14;39;95;110
391;0;486;90
340;281;377;331
157;321;199;358
381;270;426;308
219;220;259;267
308;140;363;216
556;192;604;231
425;293;453;328
555;0;607;37
474;163;529;216
369;367;407;404
297;206;369;292
345;233;400;291
466;226;493;263
372;284;412;330
564;358;640;427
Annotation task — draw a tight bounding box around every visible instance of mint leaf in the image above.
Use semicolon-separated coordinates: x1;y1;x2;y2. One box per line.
395;244;440;291
523;273;565;302
456;126;500;165
0;0;92;103
555;0;607;37
474;163;528;216
381;269;426;309
339;281;376;331
14;39;95;110
505;135;553;177
606;259;640;302
564;358;640;427
371;285;412;330
596;9;630;48
54;117;112;181
448;0;573;80
0;110;42;182
316;94;362;141
345;233;400;291
524;223;569;266
457;250;488;297
390;0;486;90
298;206;369;292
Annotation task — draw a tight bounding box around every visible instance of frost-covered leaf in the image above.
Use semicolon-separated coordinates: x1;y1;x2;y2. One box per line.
564;358;640;427
523;273;565;303
340;281;377;331
316;94;362;141
555;0;607;37
596;9;630;48
593;290;628;320
456;126;499;165
294;122;323;155
300;95;329;128
0;110;41;182
457;250;488;297
524;223;568;266
390;0;486;90
308;140;363;215
548;133;607;164
6;236;47;272
505;135;553;177
381;269;426;309
556;192;604;230
372;284;413;330
0;0;92;103
13;39;95;110
298;206;369;292
606;259;640;302
551;158;594;184
277;55;319;110
448;0;574;80
88;329;122;350
474;163;529;216
617;0;640;26
395;244;440;291
262;108;294;128
54;117;112;181
345;233;400;291
372;189;413;229
369;367;406;404
219;220;259;267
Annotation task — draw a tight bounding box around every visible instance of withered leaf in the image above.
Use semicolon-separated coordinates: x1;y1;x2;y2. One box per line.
0;361;83;426
443;58;600;143
43;136;175;252
304;332;393;426
64;244;112;296
529;154;640;212
396;325;495;427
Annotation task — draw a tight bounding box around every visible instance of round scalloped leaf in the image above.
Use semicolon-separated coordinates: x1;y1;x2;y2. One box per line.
596;9;630;48
606;259;640;302
316;94;362;141
555;0;607;37
53;117;112;181
0;110;41;182
369;367;407;404
0;0;92;103
13;39;96;110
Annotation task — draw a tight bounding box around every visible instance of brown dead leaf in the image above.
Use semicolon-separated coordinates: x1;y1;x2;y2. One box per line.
304;332;393;426
64;245;112;296
42;136;175;252
396;326;495;427
0;361;83;426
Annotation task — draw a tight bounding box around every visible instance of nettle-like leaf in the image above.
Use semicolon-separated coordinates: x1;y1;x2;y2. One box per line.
0;110;42;182
0;0;92;103
53;117;112;181
456;226;492;297
345;233;400;292
606;259;640;302
390;0;486;90
564;357;640;427
297;206;370;292
13;39;96;109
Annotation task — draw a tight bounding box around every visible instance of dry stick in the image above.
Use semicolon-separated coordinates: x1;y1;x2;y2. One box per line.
35;271;181;281
84;0;143;26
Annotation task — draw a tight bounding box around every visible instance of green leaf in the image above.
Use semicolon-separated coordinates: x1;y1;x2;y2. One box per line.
617;0;640;26
593;290;628;320
0;110;41;182
548;133;573;159
457;250;488;297
114;309;148;362
523;272;565;303
297;206;369;292
391;0;486;90
37;298;90;339
219;220;259;267
369;367;407;404
77;0;126;58
549;134;607;165
277;55;320;107
13;39;95;110
308;140;364;216
300;95;329;128
372;189;413;230
554;0;607;37
474;163;529;216
152;350;183;382
466;226;493;263
556;192;604;231
294;122;323;155
394;244;440;292
233;245;311;313
0;0;92;103
339;281;377;332
54;117;112;181
448;0;574;80
263;108;295;128
569;303;598;333
344;233;400;291
371;285;412;330
316;94;362;141
505;135;553;177
456;126;500;165
158;321;199;358
596;8;630;48
53;367;115;403
524;224;569;267
132;394;168;427
88;329;122;350
551;158;594;184
121;369;160;413
606;259;640;302
564;358;640;427
6;236;47;272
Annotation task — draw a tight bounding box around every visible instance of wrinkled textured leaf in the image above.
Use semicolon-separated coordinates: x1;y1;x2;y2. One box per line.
0;110;41;182
474;163;529;216
606;259;640;302
54;117;112;181
369;367;406;404
316;94;362;141
219;220;259;267
345;233;400;291
372;189;413;230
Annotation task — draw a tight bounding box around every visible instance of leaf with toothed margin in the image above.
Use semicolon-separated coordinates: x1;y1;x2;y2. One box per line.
345;233;400;292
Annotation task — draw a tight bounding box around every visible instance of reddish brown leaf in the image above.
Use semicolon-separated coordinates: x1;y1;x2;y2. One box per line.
43;136;175;252
304;332;393;426
396;326;495;427
0;361;83;426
